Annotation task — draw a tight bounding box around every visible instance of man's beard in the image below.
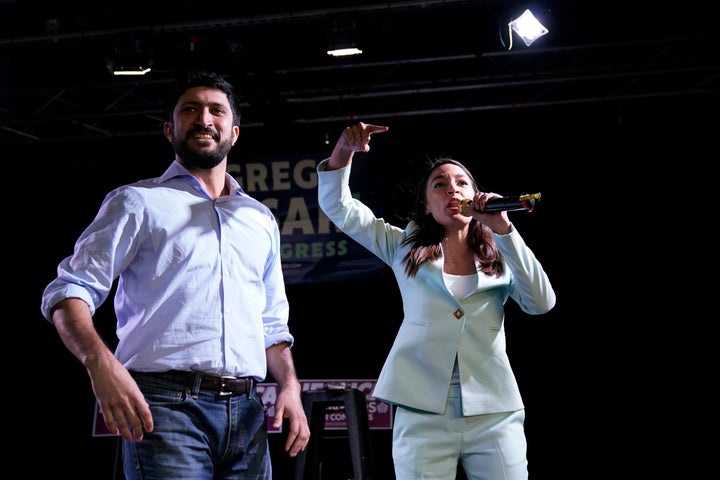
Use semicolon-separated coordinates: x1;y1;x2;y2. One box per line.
173;132;234;170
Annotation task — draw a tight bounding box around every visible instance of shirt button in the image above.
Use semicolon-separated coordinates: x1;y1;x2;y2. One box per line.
453;309;464;319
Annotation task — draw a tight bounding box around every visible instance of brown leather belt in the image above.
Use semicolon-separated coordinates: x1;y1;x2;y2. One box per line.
134;370;255;396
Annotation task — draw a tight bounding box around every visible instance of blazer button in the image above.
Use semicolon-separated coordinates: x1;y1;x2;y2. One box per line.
453;308;464;319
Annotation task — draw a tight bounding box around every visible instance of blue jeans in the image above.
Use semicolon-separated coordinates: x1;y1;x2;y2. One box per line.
123;373;271;480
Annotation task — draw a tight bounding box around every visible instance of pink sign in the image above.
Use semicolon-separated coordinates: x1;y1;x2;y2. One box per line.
259;379;393;433
93;378;392;437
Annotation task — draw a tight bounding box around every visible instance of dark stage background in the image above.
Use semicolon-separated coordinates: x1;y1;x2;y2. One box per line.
15;105;714;478
5;1;716;478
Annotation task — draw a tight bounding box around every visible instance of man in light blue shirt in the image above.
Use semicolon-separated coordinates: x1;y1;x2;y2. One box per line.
40;71;309;480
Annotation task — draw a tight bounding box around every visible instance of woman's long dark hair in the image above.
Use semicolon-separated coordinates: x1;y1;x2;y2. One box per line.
400;157;503;278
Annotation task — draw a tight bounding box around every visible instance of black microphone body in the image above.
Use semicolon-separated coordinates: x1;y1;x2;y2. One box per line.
458;193;541;216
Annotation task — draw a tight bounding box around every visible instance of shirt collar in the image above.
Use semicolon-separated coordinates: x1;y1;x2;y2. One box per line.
154;160;245;197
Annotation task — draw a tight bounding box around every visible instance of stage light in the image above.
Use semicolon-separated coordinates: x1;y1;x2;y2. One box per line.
508;9;548;48
327;16;362;57
107;34;153;76
109;65;152;76
327;47;363;57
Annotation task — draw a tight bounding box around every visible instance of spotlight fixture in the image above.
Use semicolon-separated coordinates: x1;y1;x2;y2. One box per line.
109;65;152;76
327;46;363;57
326;16;363;57
508;9;548;48
107;33;153;76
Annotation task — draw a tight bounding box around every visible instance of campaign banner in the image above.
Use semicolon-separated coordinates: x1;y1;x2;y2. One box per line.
227;152;384;284
92;378;392;437
227;154;386;284
259;379;393;433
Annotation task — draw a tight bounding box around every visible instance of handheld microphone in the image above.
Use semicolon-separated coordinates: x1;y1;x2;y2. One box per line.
458;193;541;216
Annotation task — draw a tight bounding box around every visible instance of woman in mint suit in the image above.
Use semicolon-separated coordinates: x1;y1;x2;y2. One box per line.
317;121;556;480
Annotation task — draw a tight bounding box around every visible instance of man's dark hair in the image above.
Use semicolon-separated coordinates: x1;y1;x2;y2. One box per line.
164;71;241;126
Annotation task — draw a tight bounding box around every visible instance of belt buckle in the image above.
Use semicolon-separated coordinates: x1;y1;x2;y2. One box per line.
219;375;237;396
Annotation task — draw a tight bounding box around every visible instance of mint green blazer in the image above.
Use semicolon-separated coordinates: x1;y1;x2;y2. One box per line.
318;160;556;415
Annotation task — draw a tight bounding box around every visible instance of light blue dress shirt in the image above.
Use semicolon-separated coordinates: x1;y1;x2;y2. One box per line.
41;160;292;380
318;159;556;415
